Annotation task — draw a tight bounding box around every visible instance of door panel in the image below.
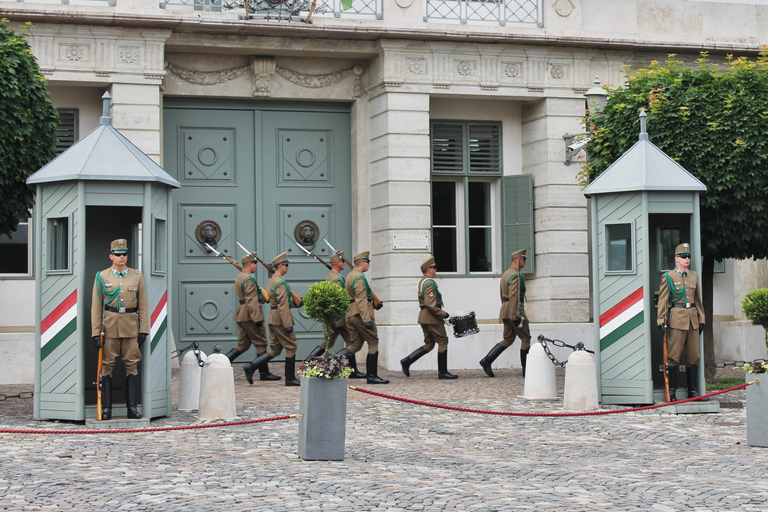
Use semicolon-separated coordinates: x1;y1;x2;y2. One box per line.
164;103;351;359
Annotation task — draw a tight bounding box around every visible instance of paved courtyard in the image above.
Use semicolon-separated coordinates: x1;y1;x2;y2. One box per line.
0;363;764;512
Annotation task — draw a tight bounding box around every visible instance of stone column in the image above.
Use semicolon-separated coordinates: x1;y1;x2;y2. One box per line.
521;97;591;329
109;83;162;164
366;89;431;366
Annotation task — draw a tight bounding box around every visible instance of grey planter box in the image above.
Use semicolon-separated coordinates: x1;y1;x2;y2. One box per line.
298;377;348;460
747;374;768;448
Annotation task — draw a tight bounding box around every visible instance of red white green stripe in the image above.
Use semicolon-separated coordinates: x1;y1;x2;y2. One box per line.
40;290;77;361
150;291;168;354
599;287;644;351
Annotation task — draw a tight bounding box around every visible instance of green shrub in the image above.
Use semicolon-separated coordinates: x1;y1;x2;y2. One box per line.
742;288;768;352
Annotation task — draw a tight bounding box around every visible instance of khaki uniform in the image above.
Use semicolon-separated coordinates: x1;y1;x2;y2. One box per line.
345;268;379;353
266;273;299;358
417;277;449;353
91;267;149;376
233;269;268;355
321;269;351;350
657;269;705;366
499;265;531;350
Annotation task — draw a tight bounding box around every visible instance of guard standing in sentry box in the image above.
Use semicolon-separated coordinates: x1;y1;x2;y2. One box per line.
400;256;457;380
480;249;531;378
657;242;706;401
91;239;149;420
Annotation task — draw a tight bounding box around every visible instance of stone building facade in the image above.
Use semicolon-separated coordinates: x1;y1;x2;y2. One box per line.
1;0;767;383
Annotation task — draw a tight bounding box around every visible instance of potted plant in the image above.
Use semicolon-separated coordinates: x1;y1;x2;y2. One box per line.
742;360;768;448
297;281;351;460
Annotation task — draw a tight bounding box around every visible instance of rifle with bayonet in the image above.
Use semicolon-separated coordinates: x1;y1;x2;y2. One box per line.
323;238;383;310
206;243;270;303
237;242;302;306
291;239;332;271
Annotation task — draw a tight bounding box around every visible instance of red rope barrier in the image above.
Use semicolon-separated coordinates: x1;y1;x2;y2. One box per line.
349;383;754;417
0;414;296;435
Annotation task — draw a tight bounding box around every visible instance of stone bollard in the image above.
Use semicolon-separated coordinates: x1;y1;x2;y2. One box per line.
562;350;600;411
523;342;558;399
198;353;238;421
178;349;206;411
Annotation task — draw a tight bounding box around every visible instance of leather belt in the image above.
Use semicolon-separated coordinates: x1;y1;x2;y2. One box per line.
270;306;278;310
501;298;509;302
420;306;426;310
239;300;246;305
105;306;137;314
672;302;694;309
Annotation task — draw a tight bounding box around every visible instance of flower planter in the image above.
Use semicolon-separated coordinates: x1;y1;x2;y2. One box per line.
298;376;348;460
746;374;768;448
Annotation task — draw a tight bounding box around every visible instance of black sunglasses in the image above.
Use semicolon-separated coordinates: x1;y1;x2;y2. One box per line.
678;254;691;259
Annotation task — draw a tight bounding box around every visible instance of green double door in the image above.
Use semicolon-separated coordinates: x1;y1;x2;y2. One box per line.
163;100;352;360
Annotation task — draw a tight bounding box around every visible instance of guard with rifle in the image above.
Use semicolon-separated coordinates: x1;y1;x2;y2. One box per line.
302;251;367;379
400;256;457;380
341;251;389;385
244;253;304;387
227;253;280;381
657;243;705;401
90;239;149;420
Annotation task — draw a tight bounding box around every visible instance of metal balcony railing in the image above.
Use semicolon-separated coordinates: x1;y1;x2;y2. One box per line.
160;0;382;19
425;0;541;26
15;0;115;5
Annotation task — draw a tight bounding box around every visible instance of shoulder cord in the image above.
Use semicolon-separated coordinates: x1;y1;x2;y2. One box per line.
273;279;295;308
664;271;687;303
352;274;372;299
96;272;120;309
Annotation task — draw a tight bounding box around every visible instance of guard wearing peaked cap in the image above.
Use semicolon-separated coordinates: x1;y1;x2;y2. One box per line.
657;242;705;401
244;253;304;387
226;251;280;382
303;251;366;379
91;239;149;420
338;251;390;384
480;248;531;378
400;256;458;380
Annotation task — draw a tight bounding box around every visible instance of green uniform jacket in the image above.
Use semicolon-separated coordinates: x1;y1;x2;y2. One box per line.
499;265;525;322
268;274;296;329
417;277;447;325
657;269;705;330
345;268;374;323
91;267;149;338
234;270;264;324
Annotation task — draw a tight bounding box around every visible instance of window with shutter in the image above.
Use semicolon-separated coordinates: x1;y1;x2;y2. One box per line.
431;120;503;274
56;109;78;155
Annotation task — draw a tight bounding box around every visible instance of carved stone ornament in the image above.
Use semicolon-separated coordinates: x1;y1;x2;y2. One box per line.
165;62;250;86
408;58;426;75
456;60;475;76
550;63;567;80
554;0;574;17
504;62;523;78
276;66;354;89
252;56;277;97
119;47;140;65
64;45;85;62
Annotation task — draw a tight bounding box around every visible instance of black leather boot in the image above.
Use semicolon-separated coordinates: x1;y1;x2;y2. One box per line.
126;374;142;419
366;352;390;384
339;348;366;379
520;348;530;377
245;352;273;385
687;365;708;400
225;349;242;362
305;345;325;363
437;350;458;380
668;366;677;402
400;347;428;377
479;344;507;378
101;375;112;421
259;361;281;381
284;356;301;387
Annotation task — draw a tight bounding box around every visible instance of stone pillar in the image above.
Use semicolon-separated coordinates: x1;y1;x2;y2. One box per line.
109;83;162;164
521;97;591;326
366;89;431;366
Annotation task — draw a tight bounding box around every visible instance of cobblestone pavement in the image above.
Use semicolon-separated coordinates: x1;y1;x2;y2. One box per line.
0;364;764;512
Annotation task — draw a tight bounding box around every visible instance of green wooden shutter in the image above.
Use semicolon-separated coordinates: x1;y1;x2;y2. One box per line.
56;109;78;155
468;122;501;173
502;174;534;274
431;121;465;174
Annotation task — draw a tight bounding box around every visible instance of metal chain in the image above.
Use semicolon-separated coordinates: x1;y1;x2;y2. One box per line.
706;358;768;369
171;342;205;367
0;392;33;401
537;335;594;368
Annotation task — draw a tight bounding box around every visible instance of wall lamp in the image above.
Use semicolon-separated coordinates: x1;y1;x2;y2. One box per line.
563;76;608;165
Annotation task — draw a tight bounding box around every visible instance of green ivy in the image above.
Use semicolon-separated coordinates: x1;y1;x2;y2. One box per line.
581;51;768;262
0;20;58;237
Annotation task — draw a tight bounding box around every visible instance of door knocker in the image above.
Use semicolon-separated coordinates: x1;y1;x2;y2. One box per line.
294;220;319;251
196;221;222;250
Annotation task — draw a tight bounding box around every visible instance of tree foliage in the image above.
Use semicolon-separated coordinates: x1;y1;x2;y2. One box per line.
0;20;58;237
581;51;768;261
301;280;350;346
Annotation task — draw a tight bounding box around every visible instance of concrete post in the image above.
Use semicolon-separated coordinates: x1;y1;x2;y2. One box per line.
198;353;237;420
178;349;206;411
523;342;558;399
562;350;600;411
